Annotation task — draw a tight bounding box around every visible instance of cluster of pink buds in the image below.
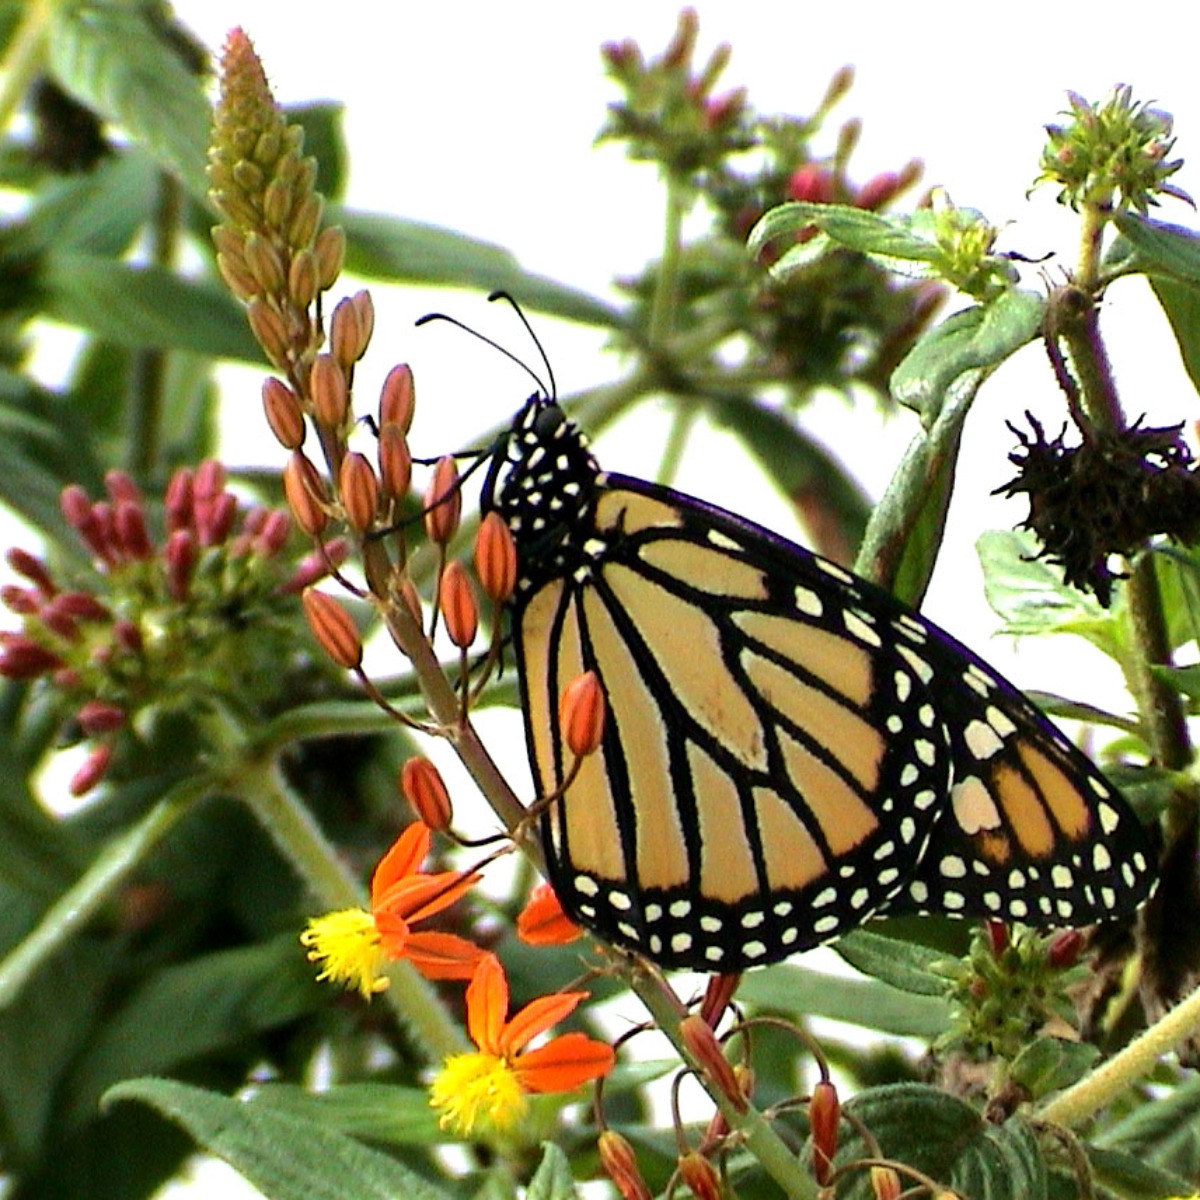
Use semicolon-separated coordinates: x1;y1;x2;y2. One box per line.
1;462;348;794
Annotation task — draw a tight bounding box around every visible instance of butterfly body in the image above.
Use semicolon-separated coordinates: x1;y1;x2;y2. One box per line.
483;394;1155;972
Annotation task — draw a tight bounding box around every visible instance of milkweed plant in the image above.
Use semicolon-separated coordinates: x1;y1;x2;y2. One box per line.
2;7;1200;1200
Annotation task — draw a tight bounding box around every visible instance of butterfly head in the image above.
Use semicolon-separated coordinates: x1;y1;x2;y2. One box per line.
482;395;601;591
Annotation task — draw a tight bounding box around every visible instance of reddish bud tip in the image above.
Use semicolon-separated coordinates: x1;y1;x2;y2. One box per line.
69;742;113;796
165;529;196;601
855;170;902;211
255;509;292;557
439;561;478;650
787;163;836;204
104;470;142;507
809;1079;840;1186
423;456;461;545
699;972;741;1029
76;699;127;735
338;452;379;533
677;1153;721;1200
0;636;63;679
197;491;238;547
1048;928;1084;970
377;423;412;499
400;757;453;831
114;500;153;560
474;512;518;604
53;591;110;623
112;618;144;655
558;671;606;759
6;548;57;595
165;467;195;533
302;588;363;669
680;1014;746;1112
598;1131;652;1200
1;585;39;614
986;919;1009;958
379;363;416;433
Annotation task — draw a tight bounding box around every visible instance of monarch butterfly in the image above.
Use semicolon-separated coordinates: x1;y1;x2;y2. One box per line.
423;300;1157;974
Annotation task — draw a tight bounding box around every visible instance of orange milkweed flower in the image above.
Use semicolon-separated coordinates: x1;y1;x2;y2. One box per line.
429;954;614;1136
301;821;484;998
516;882;582;946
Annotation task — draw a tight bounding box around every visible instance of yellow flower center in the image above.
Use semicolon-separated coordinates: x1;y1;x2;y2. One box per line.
300;908;388;999
430;1051;527;1136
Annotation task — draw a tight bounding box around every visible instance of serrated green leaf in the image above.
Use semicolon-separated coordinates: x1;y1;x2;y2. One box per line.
244;1084;443;1147
527;1143;580;1200
39;251;264;362
105;1078;454;1200
891;291;1044;419
834;930;950;996
737;963;950;1037
337;208;621;327
46;2;211;200
1008;1037;1099;1099
832;1085;1046;1200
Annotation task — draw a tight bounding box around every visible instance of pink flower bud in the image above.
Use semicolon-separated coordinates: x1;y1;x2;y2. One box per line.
165;529;195;601
69;743;113;795
165;467;195;533
77;700;126;735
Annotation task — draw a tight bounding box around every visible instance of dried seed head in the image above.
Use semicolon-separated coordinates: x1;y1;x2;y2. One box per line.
310;353;349;429
302;588;362;669
439;561;478;649
423;456;461;545
558;671;606;759
679;1014;745;1112
598;1132;652;1200
377;423;412;499
283;451;330;536
339;452;379;533
379;363;415;432
809;1079;840;1186
262;376;306;449
474;511;517;604
400;757;453;831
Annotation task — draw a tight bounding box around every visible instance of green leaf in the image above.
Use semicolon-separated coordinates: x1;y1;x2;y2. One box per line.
1147;275;1200;398
834;930;950;997
976;530;1116;647
891;292;1045;421
106;1077;455;1200
243;1084;443;1148
1007;1037;1098;1100
1084;1144;1197;1200
337;208;622;327
1111;211;1200;286
737;963;950;1037
749;203;942;267
1094;1075;1200;1166
46;2;211;200
527;1143;581;1200
287;103;348;203
39;252;264;362
67;935;323;1123
834;1085;1047;1200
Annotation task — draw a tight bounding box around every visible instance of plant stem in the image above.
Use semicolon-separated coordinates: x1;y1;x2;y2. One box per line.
647;170;688;348
0;0;52;134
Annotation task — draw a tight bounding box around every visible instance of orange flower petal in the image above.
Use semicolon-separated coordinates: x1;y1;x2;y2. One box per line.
516;883;582;946
516;1032;615;1092
370;822;432;902
498;990;587;1057
465;954;508;1054
404;931;488;980
375;869;481;923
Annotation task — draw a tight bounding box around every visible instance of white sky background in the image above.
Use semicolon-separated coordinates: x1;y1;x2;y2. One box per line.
40;1;1200;1195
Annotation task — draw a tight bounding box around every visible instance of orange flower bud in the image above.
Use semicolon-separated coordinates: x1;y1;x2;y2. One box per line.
400;757;452;831
559;671;606;759
439;561;478;649
423;456;461;545
379;363;415;432
283;451;329;536
350;289;374;350
870;1165;902;1200
339;452;379;533
313;225;345;290
680;1014;746;1113
262;377;306;449
377;423;412;499
330;294;364;370
474;511;518;604
677;1153;721;1200
243;231;286;294
598;1131;652;1200
246;296;289;365
287;247;318;310
699;972;741;1028
310;353;349;429
302;588;362;669
809;1079;840;1186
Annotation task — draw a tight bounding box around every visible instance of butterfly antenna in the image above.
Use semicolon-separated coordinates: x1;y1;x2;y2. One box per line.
415;308;550;398
488;289;557;401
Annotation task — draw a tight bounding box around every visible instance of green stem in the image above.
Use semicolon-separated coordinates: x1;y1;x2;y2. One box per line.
0;0;53;134
227;742;468;1059
647;170;688;347
0;776;204;1008
1039;978;1200;1128
657;401;697;486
